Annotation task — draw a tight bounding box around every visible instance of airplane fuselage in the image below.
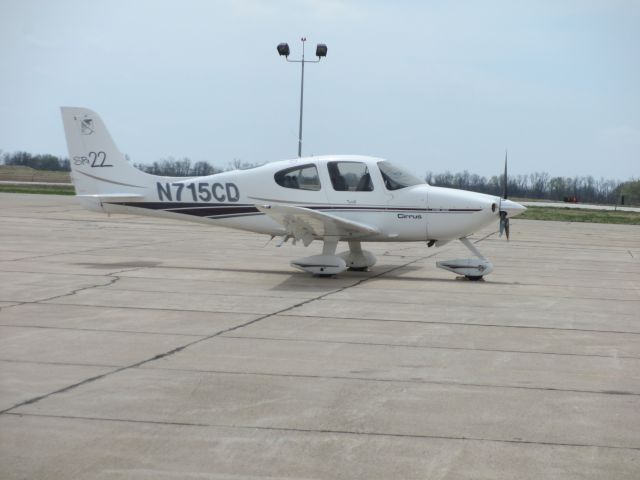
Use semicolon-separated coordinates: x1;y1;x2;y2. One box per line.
88;155;501;243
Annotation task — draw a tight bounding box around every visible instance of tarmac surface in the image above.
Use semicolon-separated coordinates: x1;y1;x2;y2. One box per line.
1;192;639;479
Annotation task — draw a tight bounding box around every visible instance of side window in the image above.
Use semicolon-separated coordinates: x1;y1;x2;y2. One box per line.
274;164;321;191
327;162;374;192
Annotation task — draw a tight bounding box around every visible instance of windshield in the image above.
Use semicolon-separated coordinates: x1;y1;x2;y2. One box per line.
378;161;425;190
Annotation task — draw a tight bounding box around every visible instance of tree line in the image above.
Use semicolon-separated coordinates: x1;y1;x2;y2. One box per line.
1;151;71;171
0;151;255;177
132;157;259;176
425;170;638;205
2;150;637;205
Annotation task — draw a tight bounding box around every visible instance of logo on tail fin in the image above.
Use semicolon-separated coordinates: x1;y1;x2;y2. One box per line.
81;118;94;135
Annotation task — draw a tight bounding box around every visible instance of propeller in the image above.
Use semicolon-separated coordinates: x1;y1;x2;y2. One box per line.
499;150;510;240
499;211;510;240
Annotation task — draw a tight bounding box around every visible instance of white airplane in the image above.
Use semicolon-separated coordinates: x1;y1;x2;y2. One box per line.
61;107;525;280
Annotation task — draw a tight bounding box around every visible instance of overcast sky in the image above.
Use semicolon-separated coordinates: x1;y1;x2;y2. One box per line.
1;0;638;179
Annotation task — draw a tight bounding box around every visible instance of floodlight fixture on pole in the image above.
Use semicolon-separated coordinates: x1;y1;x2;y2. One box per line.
277;37;328;157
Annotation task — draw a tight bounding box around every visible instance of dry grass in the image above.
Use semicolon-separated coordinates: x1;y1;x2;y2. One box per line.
0;165;71;183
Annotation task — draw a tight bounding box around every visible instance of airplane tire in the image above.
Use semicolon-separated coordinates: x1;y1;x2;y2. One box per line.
465;275;483;281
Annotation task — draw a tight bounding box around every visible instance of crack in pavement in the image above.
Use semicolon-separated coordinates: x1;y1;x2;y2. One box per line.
0;266;143;310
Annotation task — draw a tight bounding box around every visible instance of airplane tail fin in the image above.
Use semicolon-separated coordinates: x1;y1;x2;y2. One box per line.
60;107;152;196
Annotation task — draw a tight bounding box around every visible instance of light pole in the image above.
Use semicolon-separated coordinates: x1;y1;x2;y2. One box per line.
277;38;327;158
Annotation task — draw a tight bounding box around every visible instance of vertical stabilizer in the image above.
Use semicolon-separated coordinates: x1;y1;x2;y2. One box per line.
60;107;152;195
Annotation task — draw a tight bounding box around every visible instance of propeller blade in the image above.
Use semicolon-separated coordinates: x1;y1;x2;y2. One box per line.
503;150;508;200
499;211;511;241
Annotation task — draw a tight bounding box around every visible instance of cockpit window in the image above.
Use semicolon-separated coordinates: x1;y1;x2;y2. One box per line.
327;161;374;192
274;164;321;191
378;161;425;190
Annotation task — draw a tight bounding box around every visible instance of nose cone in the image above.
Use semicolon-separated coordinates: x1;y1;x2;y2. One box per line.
500;199;527;217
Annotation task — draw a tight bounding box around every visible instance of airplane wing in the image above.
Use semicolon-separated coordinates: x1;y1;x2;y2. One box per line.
256;204;379;246
76;193;145;202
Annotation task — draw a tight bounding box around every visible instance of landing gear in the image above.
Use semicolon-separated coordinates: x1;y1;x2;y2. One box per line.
338;240;377;271
465;275;484;281
290;237;346;276
436;237;493;280
290;239;376;276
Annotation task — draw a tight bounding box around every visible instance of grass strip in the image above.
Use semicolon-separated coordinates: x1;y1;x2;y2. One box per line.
520;206;640;225
0;184;75;195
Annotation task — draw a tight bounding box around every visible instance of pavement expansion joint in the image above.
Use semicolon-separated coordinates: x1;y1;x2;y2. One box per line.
0;323;203;337
278;311;640;335
139;366;640;398
217;334;640;360
0;358;122;368
6;412;640;452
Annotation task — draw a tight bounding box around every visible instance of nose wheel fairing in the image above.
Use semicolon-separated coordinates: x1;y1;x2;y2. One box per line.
436;257;494;279
436;237;494;280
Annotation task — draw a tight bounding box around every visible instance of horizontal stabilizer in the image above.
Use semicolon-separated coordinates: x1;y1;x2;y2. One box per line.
77;193;144;202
